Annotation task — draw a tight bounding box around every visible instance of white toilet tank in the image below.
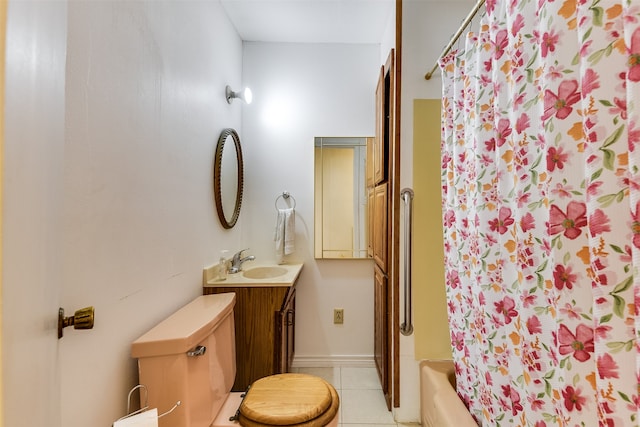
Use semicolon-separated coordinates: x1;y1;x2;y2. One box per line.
131;293;237;427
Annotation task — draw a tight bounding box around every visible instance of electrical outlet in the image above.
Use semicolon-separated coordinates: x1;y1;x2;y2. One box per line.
334;308;344;324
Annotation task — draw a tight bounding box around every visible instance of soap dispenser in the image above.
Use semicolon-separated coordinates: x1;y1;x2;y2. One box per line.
219;250;229;281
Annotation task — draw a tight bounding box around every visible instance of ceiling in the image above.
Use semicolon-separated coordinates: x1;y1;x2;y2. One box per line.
220;0;395;44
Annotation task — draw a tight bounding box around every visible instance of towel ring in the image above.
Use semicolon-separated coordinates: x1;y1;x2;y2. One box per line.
275;191;296;210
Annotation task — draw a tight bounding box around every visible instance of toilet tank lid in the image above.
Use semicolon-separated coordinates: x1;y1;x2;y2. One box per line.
131;293;235;358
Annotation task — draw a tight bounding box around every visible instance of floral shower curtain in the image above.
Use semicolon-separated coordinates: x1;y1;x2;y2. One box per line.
440;0;640;425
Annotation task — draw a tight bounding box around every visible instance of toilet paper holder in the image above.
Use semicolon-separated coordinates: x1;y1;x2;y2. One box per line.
115;384;181;423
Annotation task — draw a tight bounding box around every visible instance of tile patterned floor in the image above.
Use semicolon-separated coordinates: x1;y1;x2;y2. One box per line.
293;366;418;427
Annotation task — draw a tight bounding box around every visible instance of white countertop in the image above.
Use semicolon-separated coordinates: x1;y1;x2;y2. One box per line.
203;262;304;287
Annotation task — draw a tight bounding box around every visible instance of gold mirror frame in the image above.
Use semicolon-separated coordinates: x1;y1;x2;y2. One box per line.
214;128;244;229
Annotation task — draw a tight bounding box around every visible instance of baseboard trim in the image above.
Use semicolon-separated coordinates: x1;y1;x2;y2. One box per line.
292;355;376;368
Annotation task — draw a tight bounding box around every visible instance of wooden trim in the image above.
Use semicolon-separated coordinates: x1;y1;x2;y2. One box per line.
392;0;402;409
0;1;7;422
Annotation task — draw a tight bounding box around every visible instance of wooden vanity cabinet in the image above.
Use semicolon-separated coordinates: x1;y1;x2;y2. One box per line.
203;284;296;391
276;286;296;373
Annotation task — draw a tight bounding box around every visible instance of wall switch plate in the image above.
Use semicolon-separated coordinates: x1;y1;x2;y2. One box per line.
333;308;344;324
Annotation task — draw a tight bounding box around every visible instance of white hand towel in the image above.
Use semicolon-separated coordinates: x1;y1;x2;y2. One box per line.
283;208;295;255
274;208;295;262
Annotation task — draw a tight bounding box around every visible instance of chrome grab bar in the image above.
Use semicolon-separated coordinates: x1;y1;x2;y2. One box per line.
400;188;414;336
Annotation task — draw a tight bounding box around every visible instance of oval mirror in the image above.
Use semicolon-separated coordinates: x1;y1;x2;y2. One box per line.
214;128;244;229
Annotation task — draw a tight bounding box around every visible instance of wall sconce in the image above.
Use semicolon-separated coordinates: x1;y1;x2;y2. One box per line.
226;86;253;104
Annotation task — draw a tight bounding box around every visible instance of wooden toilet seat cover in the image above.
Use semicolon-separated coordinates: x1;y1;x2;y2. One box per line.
239;373;339;427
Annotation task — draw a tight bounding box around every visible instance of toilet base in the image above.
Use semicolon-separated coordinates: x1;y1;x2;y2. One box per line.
211;392;243;427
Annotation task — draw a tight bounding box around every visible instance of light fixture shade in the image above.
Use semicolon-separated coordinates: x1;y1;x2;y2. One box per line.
226;86;252;104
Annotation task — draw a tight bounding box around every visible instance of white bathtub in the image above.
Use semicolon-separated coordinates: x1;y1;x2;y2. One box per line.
419;360;478;427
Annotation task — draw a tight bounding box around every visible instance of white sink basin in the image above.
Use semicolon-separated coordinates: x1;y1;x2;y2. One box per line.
242;266;288;279
204;263;304;288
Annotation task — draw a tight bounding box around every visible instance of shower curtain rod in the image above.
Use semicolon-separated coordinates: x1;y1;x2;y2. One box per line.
424;0;486;80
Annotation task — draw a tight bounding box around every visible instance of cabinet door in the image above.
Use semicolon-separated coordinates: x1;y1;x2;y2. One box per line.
204;286;288;391
374;66;385;185
367;187;374;258
276;287;296;373
373;183;388;269
374;264;389;396
366;136;375;189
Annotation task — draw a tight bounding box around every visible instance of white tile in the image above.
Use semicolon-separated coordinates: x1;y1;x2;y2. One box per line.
341;389;395;424
341;367;381;390
294;366;341;389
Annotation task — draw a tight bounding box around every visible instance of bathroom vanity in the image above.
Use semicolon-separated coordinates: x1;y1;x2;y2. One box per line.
203;263;303;391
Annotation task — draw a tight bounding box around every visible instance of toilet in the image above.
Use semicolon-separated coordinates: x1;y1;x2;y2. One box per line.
131;293;339;427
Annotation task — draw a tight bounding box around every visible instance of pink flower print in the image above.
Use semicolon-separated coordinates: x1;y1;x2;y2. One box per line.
597;353;619;379
547;64;564;80
620;244;632;264
595;324;612;339
447;300;456;314
553;264;577;290
489;207;515;234
521;290;536;307
485;137;497;152
609;97;627;120
515;113;530;133
581;68;600;97
528;393;545;411
546;146;569;171
451;331;465;351
495;296;518;324
516;190;530;208
541;29;560;58
526;315;542;334
542;79;581;121
446;270;461;289
589;209;611;236
520;212;535;232
580;39;593;58
549;201;588;239
562;385;587;411
511;14;525;37
560;303;582;320
628;28;640;82
631;201;640;249
493;29;508;60
496;118;512;147
444;210;455;227
558;323;595;362
551;182;573;198
586;180;603;196
501;384;524;415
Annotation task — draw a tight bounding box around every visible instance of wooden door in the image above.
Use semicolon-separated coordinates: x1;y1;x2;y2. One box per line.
374;66;385;185
371;46;399;410
373;183;388;269
374;264;389;395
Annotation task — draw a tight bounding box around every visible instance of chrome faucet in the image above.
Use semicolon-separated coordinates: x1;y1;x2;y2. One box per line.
229;248;255;273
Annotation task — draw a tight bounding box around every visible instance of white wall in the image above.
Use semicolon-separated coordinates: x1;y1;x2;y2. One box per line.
241;42;379;363
4;1;244;426
3;1;67;426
